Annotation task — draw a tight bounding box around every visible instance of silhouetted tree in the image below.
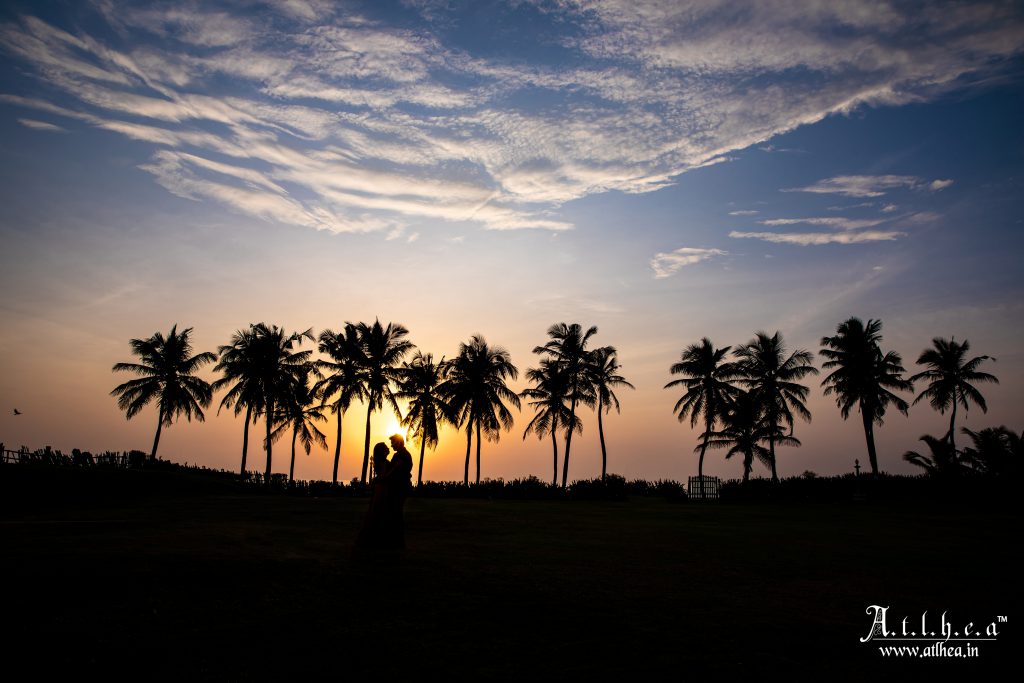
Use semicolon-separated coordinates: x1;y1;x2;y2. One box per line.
960;426;1020;477
111;325;215;460
903;434;963;477
665;338;740;493
215;323;313;484
315;324;367;485
704;389;796;482
355;320;414;484
396;351;454;486
270;366;327;484
910;337;997;456
820;317;913;477
734;331;817;483
441;335;519;485
213;325;264;475
587;346;634;481
521;359;579;486
534;323;597;488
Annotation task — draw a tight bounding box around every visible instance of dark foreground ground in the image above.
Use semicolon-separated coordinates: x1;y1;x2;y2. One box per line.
2;467;1017;679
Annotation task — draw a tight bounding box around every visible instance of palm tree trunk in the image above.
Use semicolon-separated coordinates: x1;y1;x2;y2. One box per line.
332;407;343;485
264;400;274;485
463;421;472;486
240;404;252;476
769;434;778;484
417;436;426;486
475;420;482;485
597;406;608;482
151;407;164;460
861;409;879;477
742;450;752;483
289;428;297;485
948;388;958;456
551;428;559;487
562;397;577;488
698;422;712;499
361;405;373;484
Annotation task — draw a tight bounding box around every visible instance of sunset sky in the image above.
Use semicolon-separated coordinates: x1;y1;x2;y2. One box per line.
1;0;1022;483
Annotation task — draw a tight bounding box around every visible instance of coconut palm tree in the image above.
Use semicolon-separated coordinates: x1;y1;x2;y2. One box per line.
665;338;741;495
819;317;913;477
111;325;216;460
315;324;367;485
903;434;963;477
587;346;634;481
395;351;455;486
216;323;313;484
910;337;998;456
213;325;264;476
521;359;580;486
533;323;598;488
440;335;520;485
734;331;818;483
355;320;414;484
960;426;1021;477
704;390;800;482
270;367;328;485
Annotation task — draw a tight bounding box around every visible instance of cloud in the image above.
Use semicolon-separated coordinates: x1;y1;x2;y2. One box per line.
728;230;905;245
784;175;955;197
17;118;65;131
650;247;727;278
728;210;759;216
0;2;1011;237
759;216;885;230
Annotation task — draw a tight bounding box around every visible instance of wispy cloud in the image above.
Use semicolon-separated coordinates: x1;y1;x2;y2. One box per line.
728;230;904;245
650;247;727;278
728;209;759;216
759;216;885;230
17;118;64;131
784;175;955;197
0;1;1007;236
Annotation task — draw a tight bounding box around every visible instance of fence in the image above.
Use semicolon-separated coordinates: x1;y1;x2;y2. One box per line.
0;442;145;468
687;475;721;500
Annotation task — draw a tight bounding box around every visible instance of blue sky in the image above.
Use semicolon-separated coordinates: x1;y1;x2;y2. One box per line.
1;0;1022;482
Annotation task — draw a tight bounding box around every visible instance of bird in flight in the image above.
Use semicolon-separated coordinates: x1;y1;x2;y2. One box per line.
13;409;22;415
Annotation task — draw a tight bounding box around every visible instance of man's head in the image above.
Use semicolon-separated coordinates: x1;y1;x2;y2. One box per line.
389;433;405;450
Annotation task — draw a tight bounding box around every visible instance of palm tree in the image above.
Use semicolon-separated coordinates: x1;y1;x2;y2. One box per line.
270;367;328;485
395;351;454;486
664;338;740;495
111;325;216;460
703;390;798;483
960;426;1020;477
521;359;580;486
315;324;367;485
440;335;520;485
910;337;998;456
533;323;597;488
216;323;313;484
213;325;264;476
355;320;414;484
903;434;963;477
587;346;634;481
819;317;913;477
734;331;818;483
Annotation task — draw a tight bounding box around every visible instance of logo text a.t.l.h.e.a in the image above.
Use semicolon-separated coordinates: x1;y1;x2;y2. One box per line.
860;605;1002;643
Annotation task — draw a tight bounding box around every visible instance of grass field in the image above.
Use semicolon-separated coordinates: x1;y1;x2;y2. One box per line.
3;467;1017;679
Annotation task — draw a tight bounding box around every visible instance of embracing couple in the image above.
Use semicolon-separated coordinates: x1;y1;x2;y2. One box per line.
356;433;413;551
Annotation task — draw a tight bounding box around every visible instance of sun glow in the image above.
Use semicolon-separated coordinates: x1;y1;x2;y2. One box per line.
385;418;407;441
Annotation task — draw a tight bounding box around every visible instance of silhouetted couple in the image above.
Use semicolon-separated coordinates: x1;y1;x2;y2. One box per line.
356;434;413;551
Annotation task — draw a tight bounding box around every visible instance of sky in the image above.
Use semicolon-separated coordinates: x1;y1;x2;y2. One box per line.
1;0;1022;484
